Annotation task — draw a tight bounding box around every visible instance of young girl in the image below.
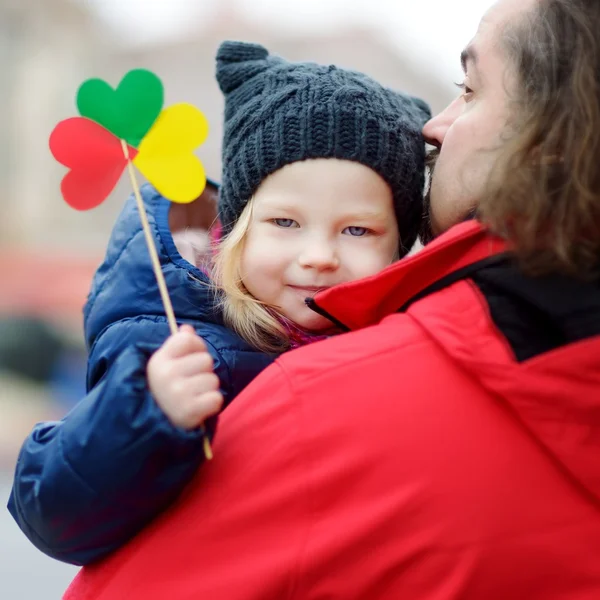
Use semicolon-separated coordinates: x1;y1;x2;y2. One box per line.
8;41;430;566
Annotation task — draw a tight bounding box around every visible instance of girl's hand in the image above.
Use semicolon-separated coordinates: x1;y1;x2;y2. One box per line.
147;325;223;430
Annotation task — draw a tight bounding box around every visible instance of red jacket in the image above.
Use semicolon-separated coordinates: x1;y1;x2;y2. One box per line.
65;221;600;599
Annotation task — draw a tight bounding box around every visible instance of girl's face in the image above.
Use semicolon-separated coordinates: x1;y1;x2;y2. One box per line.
240;158;400;331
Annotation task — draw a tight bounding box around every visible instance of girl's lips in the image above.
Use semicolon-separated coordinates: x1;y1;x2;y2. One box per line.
288;285;330;296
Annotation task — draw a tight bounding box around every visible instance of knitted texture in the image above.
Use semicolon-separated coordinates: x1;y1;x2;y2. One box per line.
216;41;431;254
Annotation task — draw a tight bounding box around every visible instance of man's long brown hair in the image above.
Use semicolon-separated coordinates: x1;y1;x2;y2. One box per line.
479;0;600;279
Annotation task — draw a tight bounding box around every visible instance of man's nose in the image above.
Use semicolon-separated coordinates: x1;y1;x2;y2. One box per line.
422;96;463;148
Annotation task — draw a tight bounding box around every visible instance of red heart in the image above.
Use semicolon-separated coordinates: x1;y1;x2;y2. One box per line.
49;117;138;210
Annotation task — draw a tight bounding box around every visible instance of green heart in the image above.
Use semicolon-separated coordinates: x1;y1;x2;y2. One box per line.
76;69;164;148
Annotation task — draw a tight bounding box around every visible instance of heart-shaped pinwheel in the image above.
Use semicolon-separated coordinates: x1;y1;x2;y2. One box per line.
134;103;209;204
77;69;164;148
50;69;209;210
50;117;138;210
48;69;213;459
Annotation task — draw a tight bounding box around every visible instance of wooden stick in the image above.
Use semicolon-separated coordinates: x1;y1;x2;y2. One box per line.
121;140;213;461
203;436;213;461
121;140;178;335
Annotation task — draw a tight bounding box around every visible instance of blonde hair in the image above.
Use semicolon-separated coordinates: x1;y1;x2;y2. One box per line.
211;200;291;354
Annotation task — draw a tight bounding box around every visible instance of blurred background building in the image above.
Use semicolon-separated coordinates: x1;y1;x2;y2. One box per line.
0;0;492;596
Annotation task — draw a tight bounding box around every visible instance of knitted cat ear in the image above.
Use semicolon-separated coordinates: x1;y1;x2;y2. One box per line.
216;41;270;94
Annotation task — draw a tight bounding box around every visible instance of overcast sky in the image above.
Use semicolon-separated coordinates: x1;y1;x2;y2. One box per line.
86;0;496;84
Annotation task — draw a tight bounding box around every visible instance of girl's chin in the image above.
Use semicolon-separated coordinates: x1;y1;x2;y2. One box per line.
277;297;334;332
286;312;333;333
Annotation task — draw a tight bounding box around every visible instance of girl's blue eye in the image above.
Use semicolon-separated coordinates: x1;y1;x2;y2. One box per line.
344;226;368;237
273;218;297;228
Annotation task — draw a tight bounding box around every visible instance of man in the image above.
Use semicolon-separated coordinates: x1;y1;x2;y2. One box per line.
65;0;600;598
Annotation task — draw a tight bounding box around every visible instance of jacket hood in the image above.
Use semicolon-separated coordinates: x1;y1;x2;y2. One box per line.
83;185;220;351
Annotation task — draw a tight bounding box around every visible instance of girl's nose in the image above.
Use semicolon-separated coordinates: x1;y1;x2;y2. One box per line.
298;240;339;272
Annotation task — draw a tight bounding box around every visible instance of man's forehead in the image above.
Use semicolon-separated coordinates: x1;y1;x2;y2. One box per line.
463;0;537;71
480;0;538;30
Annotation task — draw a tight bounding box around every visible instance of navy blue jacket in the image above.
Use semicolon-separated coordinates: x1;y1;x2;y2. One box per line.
7;185;275;565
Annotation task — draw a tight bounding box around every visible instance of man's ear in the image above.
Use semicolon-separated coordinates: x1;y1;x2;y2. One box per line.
169;180;220;233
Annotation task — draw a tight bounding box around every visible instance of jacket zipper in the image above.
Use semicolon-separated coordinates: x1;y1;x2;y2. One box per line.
305;298;350;332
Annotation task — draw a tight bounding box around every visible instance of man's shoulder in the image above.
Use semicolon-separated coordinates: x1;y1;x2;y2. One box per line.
275;314;434;391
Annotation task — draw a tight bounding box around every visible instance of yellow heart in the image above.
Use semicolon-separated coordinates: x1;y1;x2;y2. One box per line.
133;103;209;203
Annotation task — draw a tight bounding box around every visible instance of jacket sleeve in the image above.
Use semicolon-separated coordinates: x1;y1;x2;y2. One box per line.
7;318;224;566
62;361;308;600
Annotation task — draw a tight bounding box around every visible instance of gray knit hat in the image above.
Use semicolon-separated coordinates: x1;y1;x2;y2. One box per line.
216;41;431;254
